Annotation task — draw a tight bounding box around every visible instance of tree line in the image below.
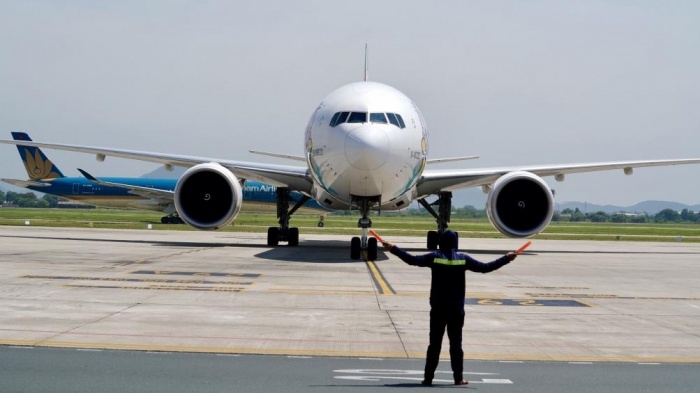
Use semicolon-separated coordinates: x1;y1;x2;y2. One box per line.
554;208;700;224
388;205;700;224
1;190;61;208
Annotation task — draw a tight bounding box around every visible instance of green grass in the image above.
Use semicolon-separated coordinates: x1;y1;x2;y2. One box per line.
0;208;698;242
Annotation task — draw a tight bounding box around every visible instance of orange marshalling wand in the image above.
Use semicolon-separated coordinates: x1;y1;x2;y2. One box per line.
369;229;385;243
516;241;532;255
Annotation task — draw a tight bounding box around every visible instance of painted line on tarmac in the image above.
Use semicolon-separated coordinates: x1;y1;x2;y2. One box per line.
132;270;261;278
465;298;590;307
22;275;253;286
365;260;396;295
527;293;700;301
62;284;247;292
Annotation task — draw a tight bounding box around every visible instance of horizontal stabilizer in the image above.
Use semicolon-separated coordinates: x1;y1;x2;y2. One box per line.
1;178;52;188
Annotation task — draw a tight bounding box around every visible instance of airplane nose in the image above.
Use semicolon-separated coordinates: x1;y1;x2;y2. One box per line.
344;126;389;171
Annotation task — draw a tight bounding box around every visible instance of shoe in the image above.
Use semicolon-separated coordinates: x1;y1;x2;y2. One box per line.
421;380;432;386
455;379;468;385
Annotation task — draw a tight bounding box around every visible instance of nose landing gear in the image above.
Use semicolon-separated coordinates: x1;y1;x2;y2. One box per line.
350;198;378;261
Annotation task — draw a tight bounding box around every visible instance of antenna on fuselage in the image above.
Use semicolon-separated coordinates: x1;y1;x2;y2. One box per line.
364;44;369;82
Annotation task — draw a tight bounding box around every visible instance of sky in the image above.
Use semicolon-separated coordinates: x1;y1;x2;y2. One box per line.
1;0;699;206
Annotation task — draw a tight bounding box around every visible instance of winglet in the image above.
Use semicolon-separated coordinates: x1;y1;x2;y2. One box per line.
77;168;99;182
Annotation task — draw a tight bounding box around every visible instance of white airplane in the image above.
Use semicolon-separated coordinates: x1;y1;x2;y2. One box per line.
2;62;700;260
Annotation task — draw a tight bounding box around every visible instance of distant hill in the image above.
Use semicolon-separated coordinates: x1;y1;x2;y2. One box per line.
555;200;700;215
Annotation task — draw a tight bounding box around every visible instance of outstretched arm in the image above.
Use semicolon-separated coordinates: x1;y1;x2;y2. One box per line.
381;241;433;267
465;252;516;273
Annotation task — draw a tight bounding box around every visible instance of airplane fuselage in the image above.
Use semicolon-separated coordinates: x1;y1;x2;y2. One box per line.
26;177;175;211
305;82;428;211
22;178;325;213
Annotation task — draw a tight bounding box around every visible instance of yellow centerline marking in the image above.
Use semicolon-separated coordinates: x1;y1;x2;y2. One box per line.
365;259;395;295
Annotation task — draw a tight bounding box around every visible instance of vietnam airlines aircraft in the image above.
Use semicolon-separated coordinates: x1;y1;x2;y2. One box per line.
2;132;326;224
2;68;700;260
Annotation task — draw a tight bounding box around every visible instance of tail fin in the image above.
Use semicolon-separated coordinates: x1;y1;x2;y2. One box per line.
12;131;65;180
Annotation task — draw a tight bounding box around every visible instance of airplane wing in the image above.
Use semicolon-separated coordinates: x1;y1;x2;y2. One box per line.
4;139;700;201
416;159;700;197
0;139;313;194
249;150;306;162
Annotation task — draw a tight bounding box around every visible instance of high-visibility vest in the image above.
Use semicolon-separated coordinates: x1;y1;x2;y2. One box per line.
434;258;465;266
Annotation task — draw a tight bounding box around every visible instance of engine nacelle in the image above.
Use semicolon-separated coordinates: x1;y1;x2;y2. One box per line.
486;171;554;238
174;162;243;230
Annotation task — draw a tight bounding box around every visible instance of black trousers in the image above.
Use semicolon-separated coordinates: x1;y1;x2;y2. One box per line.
424;307;465;383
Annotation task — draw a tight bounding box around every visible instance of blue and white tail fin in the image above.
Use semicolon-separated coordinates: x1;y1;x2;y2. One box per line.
12;131;65;180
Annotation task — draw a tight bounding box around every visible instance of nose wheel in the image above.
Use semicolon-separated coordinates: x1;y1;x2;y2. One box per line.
350;198;378;260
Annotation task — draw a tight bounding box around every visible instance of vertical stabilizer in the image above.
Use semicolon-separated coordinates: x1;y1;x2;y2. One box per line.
11;131;65;180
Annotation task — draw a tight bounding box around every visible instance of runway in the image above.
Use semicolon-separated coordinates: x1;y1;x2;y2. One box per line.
1;226;699;363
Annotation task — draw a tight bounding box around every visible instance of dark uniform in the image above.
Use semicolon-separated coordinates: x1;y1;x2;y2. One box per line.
388;230;513;385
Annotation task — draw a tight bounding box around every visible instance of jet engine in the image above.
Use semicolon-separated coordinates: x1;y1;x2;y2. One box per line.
174;162;243;230
486;171;554;238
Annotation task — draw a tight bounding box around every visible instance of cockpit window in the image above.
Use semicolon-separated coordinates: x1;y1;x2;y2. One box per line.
396;114;406;129
347;112;367;123
386;113;399;127
329;111;349;127
370;113;387;124
329;112;340;127
329;111;405;128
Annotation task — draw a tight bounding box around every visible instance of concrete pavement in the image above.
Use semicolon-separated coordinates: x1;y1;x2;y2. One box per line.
1;226;698;363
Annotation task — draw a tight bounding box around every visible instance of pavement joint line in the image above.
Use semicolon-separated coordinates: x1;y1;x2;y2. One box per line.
2;341;699;363
33;302;141;347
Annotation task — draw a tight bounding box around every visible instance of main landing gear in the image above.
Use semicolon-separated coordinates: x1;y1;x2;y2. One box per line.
160;214;184;224
350;198;378;261
417;191;458;250
267;187;310;247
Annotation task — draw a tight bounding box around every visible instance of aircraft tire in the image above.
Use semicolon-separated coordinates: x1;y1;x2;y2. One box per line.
288;227;299;247
161;217;169;224
350;237;361;260
427;230;439;250
317;222;324;227
367;237;378;261
267;227;279;246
